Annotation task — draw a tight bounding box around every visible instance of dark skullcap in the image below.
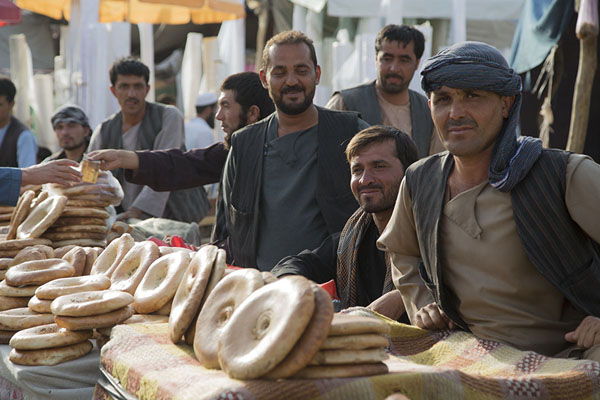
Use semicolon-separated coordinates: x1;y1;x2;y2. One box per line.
51;104;90;129
420;41;541;192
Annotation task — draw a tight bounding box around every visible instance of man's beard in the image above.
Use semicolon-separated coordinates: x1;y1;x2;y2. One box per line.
380;74;409;94
223;111;248;150
358;183;399;213
62;139;87;151
272;84;315;115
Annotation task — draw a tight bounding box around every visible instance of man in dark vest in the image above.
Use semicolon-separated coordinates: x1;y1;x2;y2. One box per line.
326;24;443;158
45;104;91;162
0;77;38;168
216;30;369;270
88;57;209;223
272;125;417;321
378;41;600;361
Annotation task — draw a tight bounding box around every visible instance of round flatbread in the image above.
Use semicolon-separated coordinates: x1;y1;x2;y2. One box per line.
10;323;92;350
51;217;107;227
123;314;169;325
169;245;217;344
0;213;12;221
29;191;49;211
51;239;107;248
66;199;111;208
0;280;38;297
43;231;106;241
46;225;108;234
151;299;171;316
51;290;133;317
308;348;388;366
328;314;392;336
133;252;190;314
82;247;100;276
0;238;52;251
36;274;111;300
110;241;160;294
321;333;389;350
0;330;15;344
293;362;389;379
53;245;77;259
60;207;109;219
0;258;12;270
5;258;75;286
0;295;30;311
28;296;52;314
265;283;334;379
0;308;54;331
54;305;134;330
17;195;68;240
261;271;278;284
0;205;15;214
89;233;134;276
7;190;36;240
218;276;316;379
61;246;87;276
9;340;93;366
192;268;263;367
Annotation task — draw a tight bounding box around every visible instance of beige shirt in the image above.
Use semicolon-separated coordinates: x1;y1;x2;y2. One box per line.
88;105;185;217
325;87;444;156
378;153;600;356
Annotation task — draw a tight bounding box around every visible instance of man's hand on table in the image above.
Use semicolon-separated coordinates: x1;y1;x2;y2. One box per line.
367;290;406;321
87;149;140;171
21;159;81;186
415;302;456;330
116;207;145;221
565;316;600;349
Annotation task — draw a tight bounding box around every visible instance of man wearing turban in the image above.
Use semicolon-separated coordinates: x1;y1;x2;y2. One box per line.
378;41;600;361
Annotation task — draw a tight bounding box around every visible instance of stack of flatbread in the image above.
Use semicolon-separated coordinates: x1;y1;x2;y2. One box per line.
0;238;52;259
294;313;391;379
8;323;93;366
0;205;15;227
0;308;55;345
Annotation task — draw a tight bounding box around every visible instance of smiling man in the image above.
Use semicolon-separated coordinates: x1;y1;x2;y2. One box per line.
88;57;208;223
272;126;417;320
45;104;91;162
326;25;442;158
378;41;600;362
216;30;369;270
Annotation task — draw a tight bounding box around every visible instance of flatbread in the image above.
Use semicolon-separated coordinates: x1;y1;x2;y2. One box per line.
308;348;388;365
0;330;15;344
66;199;111;208
0;280;38;297
10;323;92;350
0;238;52;251
42;231;106;241
292;362;389;379
60;207;110;219
51;239;107;248
320;334;390;350
46;225;108;234
9;340;93;366
54;305;134;330
7;190;36;240
328;314;392;336
51;217;107;227
0;295;30;311
0;308;54;331
17;196;68;239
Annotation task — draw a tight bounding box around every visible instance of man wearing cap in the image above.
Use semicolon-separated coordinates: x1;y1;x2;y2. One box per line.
0;77;37;167
378;41;600;361
185;92;217;151
45;104;91;162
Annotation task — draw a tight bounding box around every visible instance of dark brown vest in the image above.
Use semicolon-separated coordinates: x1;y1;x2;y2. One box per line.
0;116;28;167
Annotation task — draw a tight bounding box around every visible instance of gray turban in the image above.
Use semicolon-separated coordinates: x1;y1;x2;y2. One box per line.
421;41;542;192
51;104;90;129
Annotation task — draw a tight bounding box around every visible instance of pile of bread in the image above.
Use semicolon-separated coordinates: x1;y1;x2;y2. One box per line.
2;171;122;251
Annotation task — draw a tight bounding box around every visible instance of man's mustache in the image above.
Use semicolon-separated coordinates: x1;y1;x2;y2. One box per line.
359;184;383;192
125;98;139;103
385;73;403;80
281;85;303;94
446;118;478;129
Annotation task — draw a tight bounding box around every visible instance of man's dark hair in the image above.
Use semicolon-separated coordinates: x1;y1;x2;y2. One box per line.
375;24;425;60
262;30;318;69
346;125;419;170
220;72;274;120
0;77;16;103
109;57;150;86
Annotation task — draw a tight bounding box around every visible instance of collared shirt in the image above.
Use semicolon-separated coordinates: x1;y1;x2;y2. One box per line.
378;153;600;356
0;167;22;206
0;121;38;167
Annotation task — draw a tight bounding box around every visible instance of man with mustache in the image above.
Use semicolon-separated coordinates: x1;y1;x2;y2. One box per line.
327;24;443;158
88;57;209;223
272;126;417;320
45;104;91;162
378;41;600;361
216;30;369;270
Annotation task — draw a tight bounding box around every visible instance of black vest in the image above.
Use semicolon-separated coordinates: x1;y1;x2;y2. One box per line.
0;116;28;167
405;150;600;330
97;102;210;223
337;81;434;158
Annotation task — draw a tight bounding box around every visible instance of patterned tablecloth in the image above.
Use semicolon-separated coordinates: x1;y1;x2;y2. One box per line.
95;310;600;400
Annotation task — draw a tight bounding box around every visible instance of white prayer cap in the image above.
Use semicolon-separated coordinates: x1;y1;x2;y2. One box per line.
195;92;217;107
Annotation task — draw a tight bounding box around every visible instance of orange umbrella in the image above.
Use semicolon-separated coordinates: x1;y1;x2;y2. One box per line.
15;0;244;24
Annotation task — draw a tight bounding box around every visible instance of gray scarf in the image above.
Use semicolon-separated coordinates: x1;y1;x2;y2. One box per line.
421;41;542;192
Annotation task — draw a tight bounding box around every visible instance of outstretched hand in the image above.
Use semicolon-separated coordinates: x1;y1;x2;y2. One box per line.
367;290;406;321
415;302;456;330
565;316;600;349
21;159;81;187
87;149;139;171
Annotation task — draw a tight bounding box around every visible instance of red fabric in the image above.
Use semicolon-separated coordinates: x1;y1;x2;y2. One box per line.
319;279;340;300
147;237;169;247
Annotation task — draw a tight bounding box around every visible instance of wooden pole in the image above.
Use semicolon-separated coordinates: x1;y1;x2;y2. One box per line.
566;0;598;153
